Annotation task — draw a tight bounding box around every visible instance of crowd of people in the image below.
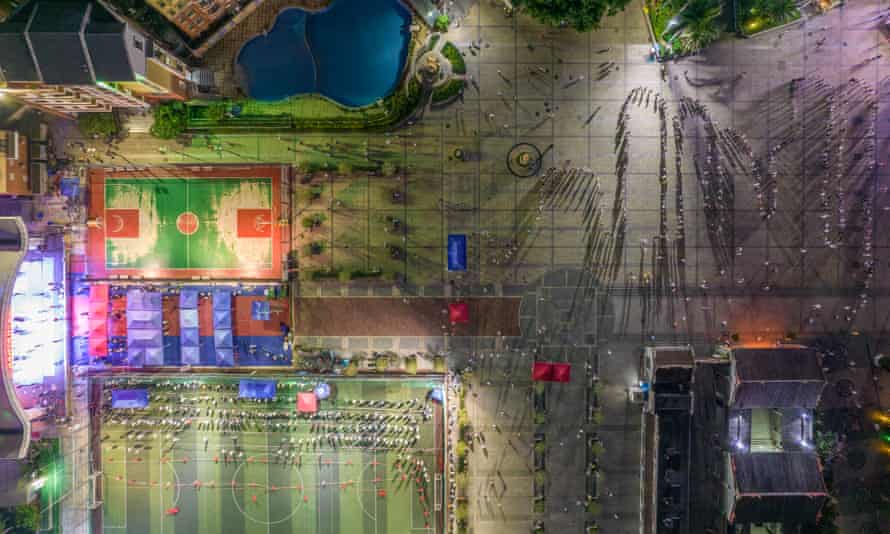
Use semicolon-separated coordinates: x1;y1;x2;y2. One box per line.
100;380;433;455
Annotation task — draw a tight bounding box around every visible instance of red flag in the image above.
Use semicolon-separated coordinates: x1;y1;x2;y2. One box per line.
237;209;273;238
551;363;571;383
532;361;553;381
106;209;139;238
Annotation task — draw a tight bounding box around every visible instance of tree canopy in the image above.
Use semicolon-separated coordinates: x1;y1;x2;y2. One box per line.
77;113;119;138
514;0;631;32
150;102;187;140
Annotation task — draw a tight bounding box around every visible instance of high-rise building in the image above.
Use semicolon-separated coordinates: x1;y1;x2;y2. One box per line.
0;0;192;116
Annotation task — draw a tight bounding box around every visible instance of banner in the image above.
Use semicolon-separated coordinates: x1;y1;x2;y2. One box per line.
447;234;467;271
532;361;571;383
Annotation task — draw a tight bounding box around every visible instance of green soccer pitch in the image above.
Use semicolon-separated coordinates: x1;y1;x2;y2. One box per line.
98;376;444;534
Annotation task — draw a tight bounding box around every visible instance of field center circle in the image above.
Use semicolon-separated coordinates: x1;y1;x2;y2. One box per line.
230;461;304;525
176;212;199;235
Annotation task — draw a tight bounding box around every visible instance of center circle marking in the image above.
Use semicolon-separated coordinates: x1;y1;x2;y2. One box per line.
176;212;199;235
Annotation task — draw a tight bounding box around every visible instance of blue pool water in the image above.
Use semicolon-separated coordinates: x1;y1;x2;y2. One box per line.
236;0;412;107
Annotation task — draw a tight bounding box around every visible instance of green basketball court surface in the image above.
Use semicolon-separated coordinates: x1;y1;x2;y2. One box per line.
87;166;285;280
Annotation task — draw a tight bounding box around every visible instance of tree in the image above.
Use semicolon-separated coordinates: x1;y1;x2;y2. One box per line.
150;102;187;139
672;0;722;52
380;161;397;176
206;102;228;122
337;161;353;176
4;504;40;533
434;13;450;32
679;17;720;52
759;0;797;24
77;113;118;138
514;0;631;32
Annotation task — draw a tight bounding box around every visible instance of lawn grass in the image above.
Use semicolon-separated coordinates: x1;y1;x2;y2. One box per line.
187;78;423;133
238;96;389;122
440;42;466;75
99;376;443;534
431;79;465;105
294;170;449;285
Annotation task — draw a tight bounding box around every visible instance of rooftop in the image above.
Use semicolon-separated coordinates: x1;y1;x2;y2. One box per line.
733;348;824;382
732;452;826;495
0;0;134;84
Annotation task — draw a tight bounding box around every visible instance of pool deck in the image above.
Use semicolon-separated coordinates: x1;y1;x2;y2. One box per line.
202;0;330;98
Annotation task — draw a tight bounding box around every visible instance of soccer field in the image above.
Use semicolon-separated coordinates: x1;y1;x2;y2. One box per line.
98;376;444;534
87;166;285;280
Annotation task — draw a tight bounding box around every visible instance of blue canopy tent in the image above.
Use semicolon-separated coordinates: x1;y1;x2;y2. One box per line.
179;290;200;365
180;309;198;329
216;348;234;367
179;290;198;309
212;291;234;366
251;300;271;321
239;380;276;399
111;389;149;409
213;309;232;329
126;290;162;366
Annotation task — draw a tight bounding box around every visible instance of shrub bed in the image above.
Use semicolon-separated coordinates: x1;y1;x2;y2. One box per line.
441;42;466;74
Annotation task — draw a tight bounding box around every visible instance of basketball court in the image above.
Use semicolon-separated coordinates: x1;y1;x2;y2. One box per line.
87;166;287;279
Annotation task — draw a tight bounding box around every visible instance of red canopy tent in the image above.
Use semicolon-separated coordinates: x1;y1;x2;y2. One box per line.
297;392;318;414
448;302;469;324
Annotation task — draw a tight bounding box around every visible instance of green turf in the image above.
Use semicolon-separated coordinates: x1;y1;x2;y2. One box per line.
99;376;443;534
104;177;272;270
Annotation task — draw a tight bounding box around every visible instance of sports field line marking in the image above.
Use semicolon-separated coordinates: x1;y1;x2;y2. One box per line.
186;182;190;269
160;439;164;534
374;450;379;534
103;178;275;272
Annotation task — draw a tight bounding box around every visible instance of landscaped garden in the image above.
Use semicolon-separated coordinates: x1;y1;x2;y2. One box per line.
291;157;450;284
183;78;423;133
440;42;466;75
737;0;800;36
645;0;723;57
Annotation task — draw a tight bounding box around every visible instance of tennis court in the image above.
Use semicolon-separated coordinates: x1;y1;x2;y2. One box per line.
99;376;444;534
87;166;287;279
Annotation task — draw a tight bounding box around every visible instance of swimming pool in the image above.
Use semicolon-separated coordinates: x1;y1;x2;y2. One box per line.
236;0;412;107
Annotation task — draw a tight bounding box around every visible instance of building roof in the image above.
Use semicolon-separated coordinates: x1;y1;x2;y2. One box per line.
653;347;695;368
0;27;39;82
733;348;824;382
85;32;132;81
731;452;827;524
731;348;825;408
733;453;826;495
0;0;134;84
0;218;30;460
